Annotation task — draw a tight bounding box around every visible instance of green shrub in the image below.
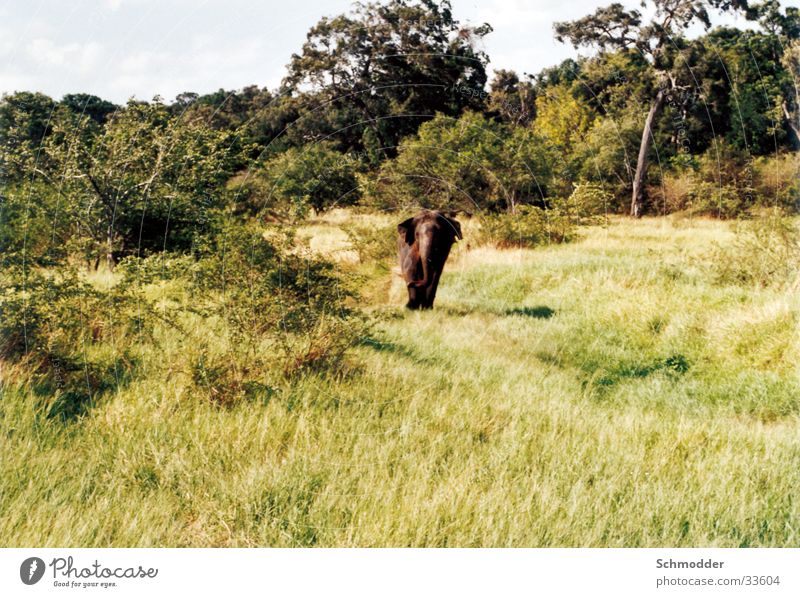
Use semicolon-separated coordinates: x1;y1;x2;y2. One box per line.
0;264;92;363
237;142;363;218
712;211;800;287
477;205;575;248
193;223;354;337
0;183;70;267
0;259;171;417
565;182;613;222
679;140;760;218
341;221;397;263
188;348;277;406
657;172;695;214
654;142;800;219
369;112;556;213
186;222;365;400
753;153;800;212
685;181;753;219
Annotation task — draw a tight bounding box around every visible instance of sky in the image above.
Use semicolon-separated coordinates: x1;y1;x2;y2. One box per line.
0;0;761;104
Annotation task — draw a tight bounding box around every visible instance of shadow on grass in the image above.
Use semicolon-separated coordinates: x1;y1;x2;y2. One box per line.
359;337;417;359
358;336;440;367
505;306;556;319
30;356;139;422
435;303;557;320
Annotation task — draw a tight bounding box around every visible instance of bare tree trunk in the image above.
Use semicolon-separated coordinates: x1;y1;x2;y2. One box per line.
631;88;666;218
782;101;800;150
106;226;115;271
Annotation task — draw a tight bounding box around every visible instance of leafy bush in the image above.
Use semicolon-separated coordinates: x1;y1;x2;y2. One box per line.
678;141;757;218
684;181;752;219
657;171;695;214
0;265;91;362
712;211;800;287
239;142;363;218
187;222;364;400
574;107;642;208
753;153;800;212
370;112;556;213
193;223;353;338
565;182;613;222
341;221;397;263
477;205;575;248
0;259;172;417
654;150;799;218
0;183;70;267
38;100;238;265
188;348;277;406
116;252;195;285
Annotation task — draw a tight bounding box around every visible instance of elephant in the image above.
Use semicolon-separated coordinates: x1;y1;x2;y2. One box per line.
397;210;462;310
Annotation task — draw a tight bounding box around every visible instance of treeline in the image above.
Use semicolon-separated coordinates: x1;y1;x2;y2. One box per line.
2;0;799;269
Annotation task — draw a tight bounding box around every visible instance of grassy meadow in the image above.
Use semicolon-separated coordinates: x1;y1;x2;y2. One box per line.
2;213;799;547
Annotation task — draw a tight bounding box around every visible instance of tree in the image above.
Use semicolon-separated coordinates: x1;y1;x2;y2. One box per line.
0;92;57;181
783;40;800;147
486;70;537;126
535;84;596;158
374;111;555;212
555;0;752;217
241;142;363;218
711;29;793;153
42;100;238;268
576;107;644;205
753;0;799;38
741;2;800;148
60;94;118;125
283;0;492;156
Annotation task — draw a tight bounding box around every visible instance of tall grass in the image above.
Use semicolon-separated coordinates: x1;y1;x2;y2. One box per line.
1;215;798;547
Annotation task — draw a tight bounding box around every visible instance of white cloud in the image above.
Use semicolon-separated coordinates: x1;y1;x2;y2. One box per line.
106;38;270;100
0;73;37;93
27;38;104;73
473;0;568;31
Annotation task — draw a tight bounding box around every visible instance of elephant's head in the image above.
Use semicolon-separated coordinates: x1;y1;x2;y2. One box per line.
397;210;462;290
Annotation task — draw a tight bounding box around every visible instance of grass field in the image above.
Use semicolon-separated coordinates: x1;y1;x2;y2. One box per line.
2;215;799;547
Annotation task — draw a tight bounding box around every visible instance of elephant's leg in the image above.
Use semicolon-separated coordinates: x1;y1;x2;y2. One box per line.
406;284;423;309
422;270;442;309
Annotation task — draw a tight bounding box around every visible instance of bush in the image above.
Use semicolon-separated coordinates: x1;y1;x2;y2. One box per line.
685;181;752;219
341;221;397;263
0;258;172;417
565;182;613;222
193;223;354;337
657;171;695;214
0;183;70;267
677;140;757;218
712;211;800;287
0;265;91;363
753;153;800;212
188;348;277;406
575;107;643;208
369;112;556;213
477;205;575;248
0;262;170;361
653;142;800;219
187;222;365;400
238;142;363;218
655;151;799;218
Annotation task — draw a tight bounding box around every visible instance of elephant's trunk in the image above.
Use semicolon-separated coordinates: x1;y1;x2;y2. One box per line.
412;231;432;288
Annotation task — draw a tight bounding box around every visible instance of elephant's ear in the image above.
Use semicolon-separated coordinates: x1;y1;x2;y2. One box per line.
397;217;415;245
